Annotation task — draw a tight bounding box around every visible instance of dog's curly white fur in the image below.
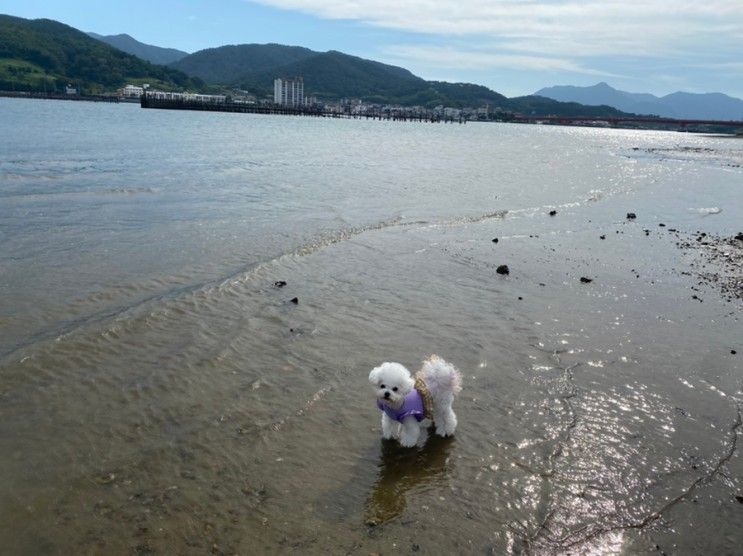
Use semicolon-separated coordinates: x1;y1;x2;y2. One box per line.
369;355;462;448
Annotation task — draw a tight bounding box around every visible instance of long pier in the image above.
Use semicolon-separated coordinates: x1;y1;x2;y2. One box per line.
0;91;119;103
140;95;465;123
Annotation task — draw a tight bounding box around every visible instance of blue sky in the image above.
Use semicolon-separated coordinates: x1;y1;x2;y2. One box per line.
3;0;742;98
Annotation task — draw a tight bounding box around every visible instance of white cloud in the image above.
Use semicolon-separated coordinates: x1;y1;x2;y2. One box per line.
381;45;624;77
251;0;743;60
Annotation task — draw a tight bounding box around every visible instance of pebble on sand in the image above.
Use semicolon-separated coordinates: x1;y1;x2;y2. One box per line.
492;238;499;243
627;212;637;219
496;265;510;275
274;280;287;288
549;210;557;216
290;297;299;304
580;277;593;283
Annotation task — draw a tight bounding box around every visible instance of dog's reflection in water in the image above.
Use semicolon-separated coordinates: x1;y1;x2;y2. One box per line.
364;433;455;526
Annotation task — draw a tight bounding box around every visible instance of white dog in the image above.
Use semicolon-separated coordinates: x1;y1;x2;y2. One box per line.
369;355;462;448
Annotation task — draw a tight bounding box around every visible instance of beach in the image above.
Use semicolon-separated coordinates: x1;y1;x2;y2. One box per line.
1;98;741;554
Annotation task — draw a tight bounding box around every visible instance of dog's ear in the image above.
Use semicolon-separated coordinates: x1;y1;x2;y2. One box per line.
368;366;381;384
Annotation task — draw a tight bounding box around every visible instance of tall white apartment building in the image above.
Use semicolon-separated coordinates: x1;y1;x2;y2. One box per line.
273;77;304;107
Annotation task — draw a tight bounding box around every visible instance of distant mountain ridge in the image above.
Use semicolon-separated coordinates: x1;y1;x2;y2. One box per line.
0;14;202;93
87;32;188;65
0;14;635;117
535;82;743;120
170;43;628;115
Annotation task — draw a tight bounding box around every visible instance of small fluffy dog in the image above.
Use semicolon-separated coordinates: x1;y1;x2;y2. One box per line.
369;355;462;447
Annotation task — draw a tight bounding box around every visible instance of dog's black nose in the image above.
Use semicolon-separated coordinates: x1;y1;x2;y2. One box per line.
383;391;390;399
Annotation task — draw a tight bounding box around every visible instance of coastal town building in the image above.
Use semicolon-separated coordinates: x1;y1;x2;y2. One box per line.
119;84;145;98
273;77;304;107
144;91;226;103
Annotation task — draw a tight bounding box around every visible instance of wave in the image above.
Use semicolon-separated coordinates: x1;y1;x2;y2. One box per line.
690;207;723;216
0;194;612;361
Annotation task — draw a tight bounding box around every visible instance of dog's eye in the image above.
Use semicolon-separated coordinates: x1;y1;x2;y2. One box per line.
380;384;385;389
392;387;398;392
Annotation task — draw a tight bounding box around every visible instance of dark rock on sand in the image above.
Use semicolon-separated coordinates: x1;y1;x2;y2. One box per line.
736;233;743;241
659;223;666;227
492;238;499;243
549;210;557;216
600;235;606;240
627;212;637;219
736;495;743;503
290;297;299;304
580;277;593;283
496;265;510;275
274;281;287;288
732;350;737;355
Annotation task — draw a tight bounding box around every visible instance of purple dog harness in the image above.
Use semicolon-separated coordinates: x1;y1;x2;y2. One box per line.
377;388;427;423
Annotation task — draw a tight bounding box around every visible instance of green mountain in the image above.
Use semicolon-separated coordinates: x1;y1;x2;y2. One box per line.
508;95;630;117
87;32;189;65
171;43;629;114
173;45;512;108
0;14;635;116
170;43;317;84
0;14;203;93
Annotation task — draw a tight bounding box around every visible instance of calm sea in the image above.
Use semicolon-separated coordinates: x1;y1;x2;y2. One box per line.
1;98;741;553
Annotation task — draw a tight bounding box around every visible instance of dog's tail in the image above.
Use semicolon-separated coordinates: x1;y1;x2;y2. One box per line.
419;355;462;396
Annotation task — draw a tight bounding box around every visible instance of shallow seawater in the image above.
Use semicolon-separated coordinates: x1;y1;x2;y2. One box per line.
1;98;742;554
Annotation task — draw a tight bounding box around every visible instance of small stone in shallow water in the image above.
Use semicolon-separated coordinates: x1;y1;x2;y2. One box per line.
496;265;510;275
95;473;116;484
627;212;637;219
549;210;557;216
492;238;499;243
735;495;743;503
600;235;606;240
274;280;287;288
732;350;737;355
290;297;299;304
580;277;593;283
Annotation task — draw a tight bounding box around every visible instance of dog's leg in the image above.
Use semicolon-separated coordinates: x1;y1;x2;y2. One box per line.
399;416;420;447
416;426;429;447
443;408;458;436
381;412;398;439
435;407;458;437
